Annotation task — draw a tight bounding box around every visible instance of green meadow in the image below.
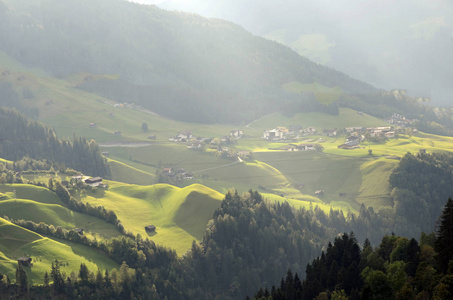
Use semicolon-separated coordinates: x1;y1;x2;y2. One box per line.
4;50;453;273
0;217;118;284
0;184;122;239
82;182;224;255
282;81;343;104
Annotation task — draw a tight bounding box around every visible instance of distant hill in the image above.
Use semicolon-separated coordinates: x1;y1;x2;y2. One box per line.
0;0;375;123
0;107;110;177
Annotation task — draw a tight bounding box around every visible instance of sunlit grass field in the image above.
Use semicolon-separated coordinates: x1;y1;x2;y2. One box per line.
0;184;122;239
82;182;223;255
0;217;118;284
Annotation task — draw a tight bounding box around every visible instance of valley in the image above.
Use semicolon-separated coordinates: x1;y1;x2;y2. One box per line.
1;52;451;263
0;1;452;297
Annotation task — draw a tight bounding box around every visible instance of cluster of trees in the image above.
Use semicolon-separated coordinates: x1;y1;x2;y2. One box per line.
0;190;341;299
9;218;100;245
389;151;453;235
50;181;125;234
3;192;453;299
0;108;110;177
7;216;174;274
180;190;335;298
251;198;453;299
0;82;38;118
0;156;61;173
1;260;143;299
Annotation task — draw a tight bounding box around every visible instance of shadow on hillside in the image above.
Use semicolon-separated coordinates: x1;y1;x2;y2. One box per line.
146;231;157;237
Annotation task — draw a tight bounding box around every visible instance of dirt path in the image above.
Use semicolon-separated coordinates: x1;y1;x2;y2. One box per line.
99;141;155;147
245;112;277;128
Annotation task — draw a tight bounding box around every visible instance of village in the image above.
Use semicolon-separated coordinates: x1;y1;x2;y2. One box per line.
159;113;417;189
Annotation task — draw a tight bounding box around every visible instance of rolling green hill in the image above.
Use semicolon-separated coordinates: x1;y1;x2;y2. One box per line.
0;184;122;239
82;182;224;255
0;217;118;284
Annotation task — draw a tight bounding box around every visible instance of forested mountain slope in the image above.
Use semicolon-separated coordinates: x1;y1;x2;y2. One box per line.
0;108;109;177
0;0;375;123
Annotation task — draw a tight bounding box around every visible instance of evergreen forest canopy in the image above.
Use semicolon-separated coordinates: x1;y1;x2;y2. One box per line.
389;151;453;235
0;108;110;177
251;199;453;300
2;191;453;299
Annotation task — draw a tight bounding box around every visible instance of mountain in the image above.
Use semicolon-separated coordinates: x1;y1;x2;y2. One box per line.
0;0;375;123
157;0;453;106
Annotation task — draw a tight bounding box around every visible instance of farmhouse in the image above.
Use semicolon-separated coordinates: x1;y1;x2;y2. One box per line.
385;131;395;138
304;127;316;135
345;136;360;147
18;257;32;266
71;174;83;181
315;190;324;197
297;144;315;151
187;141;203;149
162;168;174;176
230;129;243;138
74;228;84;235
84;177;103;187
183;172;194;179
345;127;363;133
170;131;193;142
113;131;122;135
325;129;337;137
178;131;193;140
263;127;288;140
145;225;156;233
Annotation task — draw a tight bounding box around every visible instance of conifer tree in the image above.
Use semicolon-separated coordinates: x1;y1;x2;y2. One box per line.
435;198;453;274
15;263;28;292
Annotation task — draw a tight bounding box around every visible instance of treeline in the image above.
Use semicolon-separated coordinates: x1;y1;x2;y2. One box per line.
251;198;453;300
50;180;127;234
7;217;174;272
181;190;334;298
0;81;38;118
0;107;110;177
4;191;453;299
389;151;453;235
0;190;344;299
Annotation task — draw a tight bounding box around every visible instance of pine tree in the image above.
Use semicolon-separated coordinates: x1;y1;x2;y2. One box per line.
435;198;453;274
15;263;28;292
79;263;89;284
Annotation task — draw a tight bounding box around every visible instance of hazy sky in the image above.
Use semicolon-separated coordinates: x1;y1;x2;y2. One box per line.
129;0;453;105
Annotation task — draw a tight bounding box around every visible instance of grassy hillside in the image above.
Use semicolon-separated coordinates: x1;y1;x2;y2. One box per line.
0;184;122;239
0;217;118;284
244;108;387;133
82;182;224;255
356;158;398;208
282;81;343;104
108;158;156;185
